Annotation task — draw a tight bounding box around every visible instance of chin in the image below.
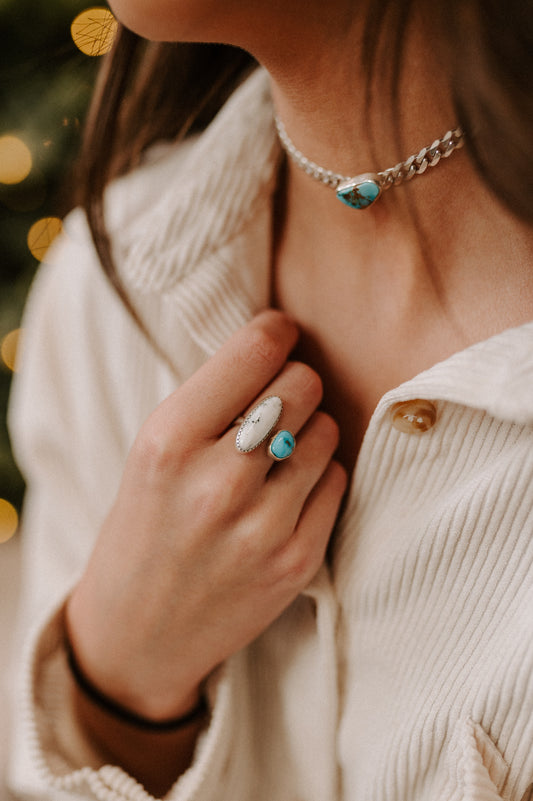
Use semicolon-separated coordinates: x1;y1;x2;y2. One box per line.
107;0;225;42
106;0;172;40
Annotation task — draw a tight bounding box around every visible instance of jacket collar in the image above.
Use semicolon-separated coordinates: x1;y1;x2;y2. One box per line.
380;321;533;427
111;67;280;356
117;68;279;296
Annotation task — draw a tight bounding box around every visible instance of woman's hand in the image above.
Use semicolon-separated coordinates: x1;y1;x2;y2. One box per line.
66;310;347;723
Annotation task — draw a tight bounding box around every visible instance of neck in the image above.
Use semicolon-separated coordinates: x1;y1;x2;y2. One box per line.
263;7;533;341
265;6;456;191
264;6;458;264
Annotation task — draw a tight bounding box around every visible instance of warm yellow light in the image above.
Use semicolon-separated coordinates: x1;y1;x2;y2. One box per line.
0;500;18;544
27;217;63;262
71;7;118;56
0;329;23;373
0;135;32;185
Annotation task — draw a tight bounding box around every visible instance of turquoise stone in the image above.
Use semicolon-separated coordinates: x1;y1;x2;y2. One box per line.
269;430;295;461
336;176;381;209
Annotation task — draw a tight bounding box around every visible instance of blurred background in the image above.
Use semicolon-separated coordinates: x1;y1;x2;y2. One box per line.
0;5;116;784
0;0;117;545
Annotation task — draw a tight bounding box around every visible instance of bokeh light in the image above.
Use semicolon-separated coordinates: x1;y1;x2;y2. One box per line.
71;7;118;56
0;136;32;185
1;329;23;373
0;500;18;544
27;216;63;261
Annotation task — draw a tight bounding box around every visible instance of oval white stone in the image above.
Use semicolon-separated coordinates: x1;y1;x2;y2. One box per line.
235;395;283;453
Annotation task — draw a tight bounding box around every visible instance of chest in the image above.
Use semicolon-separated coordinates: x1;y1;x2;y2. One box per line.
274;267;464;471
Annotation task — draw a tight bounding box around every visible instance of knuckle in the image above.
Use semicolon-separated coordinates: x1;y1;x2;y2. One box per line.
276;538;322;589
193;468;245;523
239;327;285;373
133;425;179;476
132;410;195;479
252;309;298;344
233;525;264;571
315;411;341;446
289;362;323;403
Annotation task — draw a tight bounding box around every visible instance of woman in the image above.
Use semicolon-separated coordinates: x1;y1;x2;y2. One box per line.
6;0;533;799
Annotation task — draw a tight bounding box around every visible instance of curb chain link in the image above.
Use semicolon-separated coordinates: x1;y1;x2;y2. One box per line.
274;114;465;192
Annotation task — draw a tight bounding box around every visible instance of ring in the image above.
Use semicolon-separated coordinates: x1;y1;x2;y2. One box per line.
235;396;283;453
268;430;296;461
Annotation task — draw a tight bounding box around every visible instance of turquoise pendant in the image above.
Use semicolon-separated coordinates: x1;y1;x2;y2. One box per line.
268;430;296;461
336;173;381;209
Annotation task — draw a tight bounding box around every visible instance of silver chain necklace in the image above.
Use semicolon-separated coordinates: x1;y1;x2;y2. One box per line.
274;114;465;210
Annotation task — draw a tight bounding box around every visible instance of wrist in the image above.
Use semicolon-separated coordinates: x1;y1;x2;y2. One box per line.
66;639;208;731
66;584;206;725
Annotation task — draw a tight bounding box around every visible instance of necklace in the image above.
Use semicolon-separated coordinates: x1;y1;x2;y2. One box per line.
274;114;465;210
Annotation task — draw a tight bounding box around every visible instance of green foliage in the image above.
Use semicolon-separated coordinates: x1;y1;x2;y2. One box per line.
0;0;102;510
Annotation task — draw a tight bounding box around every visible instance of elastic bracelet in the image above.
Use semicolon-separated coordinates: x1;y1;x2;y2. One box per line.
66;644;208;732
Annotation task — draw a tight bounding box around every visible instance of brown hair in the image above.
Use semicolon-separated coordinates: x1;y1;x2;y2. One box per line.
441;0;533;221
77;1;533;323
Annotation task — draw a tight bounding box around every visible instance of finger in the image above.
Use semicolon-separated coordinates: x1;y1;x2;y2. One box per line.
152;310;298;441
266;412;341;505
217;360;323;472
273;460;348;591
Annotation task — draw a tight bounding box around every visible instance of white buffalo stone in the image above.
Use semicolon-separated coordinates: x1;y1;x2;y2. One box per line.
235;395;283;453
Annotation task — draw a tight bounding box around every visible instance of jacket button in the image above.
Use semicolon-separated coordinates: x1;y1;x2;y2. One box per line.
390;399;437;434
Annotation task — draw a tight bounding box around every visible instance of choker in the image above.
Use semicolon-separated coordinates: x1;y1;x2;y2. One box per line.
274;114;465;210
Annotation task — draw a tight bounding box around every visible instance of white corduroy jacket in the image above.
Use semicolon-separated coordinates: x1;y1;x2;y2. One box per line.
6;68;533;801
